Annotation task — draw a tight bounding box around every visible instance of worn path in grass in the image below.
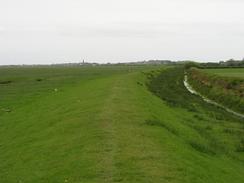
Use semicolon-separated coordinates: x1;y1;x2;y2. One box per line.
0;66;244;183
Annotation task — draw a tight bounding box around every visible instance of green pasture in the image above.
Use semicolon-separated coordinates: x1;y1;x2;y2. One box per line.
203;68;244;78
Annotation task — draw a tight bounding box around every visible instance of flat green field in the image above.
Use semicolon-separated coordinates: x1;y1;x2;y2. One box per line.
0;66;243;183
203;68;244;78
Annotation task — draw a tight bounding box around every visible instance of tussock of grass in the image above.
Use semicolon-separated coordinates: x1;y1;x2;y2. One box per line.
145;119;178;135
236;139;244;152
193;114;205;121
189;141;216;155
36;78;43;82
0;80;12;84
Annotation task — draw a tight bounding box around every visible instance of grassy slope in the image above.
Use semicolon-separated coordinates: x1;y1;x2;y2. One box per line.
187;68;244;114
0;66;244;183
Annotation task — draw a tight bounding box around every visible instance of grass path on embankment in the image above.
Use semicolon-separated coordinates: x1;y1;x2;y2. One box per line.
0;66;244;182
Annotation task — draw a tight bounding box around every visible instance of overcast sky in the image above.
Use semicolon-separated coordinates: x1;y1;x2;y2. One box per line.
1;0;244;65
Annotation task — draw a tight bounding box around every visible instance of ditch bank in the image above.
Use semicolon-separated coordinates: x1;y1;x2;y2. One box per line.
184;74;244;119
186;68;244;115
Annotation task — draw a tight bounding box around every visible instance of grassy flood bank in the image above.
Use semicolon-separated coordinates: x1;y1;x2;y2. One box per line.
0;65;243;183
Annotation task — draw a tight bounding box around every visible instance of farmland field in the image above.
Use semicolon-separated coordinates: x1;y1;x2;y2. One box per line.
203;68;244;78
0;65;243;183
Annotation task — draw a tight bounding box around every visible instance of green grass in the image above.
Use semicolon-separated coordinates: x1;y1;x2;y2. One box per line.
0;65;243;183
203;68;244;78
187;68;244;114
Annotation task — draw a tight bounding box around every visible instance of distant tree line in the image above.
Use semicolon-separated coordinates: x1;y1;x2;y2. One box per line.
200;59;244;68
